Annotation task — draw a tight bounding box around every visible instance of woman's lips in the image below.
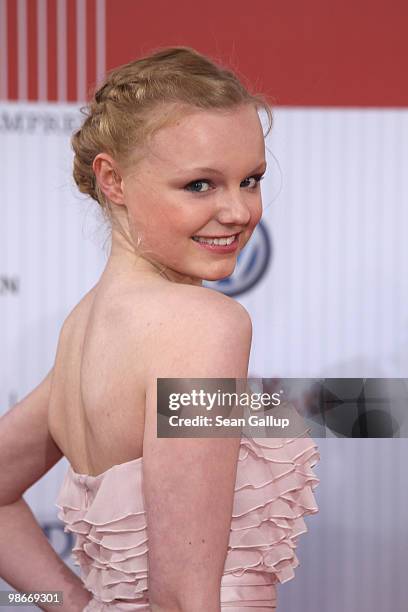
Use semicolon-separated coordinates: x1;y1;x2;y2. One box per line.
191;234;239;253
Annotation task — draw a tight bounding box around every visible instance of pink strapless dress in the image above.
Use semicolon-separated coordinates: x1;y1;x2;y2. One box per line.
55;432;320;611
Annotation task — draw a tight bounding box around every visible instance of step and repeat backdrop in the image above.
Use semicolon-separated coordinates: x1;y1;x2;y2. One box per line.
1;1;408;610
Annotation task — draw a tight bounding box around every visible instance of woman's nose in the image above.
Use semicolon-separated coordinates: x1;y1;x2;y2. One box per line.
215;194;252;226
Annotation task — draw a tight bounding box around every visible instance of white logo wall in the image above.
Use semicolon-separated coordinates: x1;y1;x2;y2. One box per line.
0;103;106;581
1;102;408;609
1;103;106;408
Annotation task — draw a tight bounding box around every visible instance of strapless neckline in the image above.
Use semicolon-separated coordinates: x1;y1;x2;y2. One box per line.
69;455;143;480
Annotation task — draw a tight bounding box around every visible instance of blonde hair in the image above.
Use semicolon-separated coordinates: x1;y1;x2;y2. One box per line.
72;45;273;224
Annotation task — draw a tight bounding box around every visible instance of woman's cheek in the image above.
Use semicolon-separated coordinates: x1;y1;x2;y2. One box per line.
252;199;263;225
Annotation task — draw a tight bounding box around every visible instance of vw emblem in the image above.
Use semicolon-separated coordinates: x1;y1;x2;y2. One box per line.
203;221;272;296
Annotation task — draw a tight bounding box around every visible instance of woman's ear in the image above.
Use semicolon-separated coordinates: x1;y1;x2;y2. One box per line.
93;153;125;205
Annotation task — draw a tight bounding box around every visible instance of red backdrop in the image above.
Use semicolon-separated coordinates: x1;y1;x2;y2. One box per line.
2;0;407;106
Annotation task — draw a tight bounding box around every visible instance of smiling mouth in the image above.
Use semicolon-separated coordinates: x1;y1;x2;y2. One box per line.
191;233;239;246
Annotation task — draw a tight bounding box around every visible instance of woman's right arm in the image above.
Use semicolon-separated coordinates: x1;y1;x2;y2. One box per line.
141;291;252;612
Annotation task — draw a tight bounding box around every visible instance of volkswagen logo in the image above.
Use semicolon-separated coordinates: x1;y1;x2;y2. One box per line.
203;221;272;296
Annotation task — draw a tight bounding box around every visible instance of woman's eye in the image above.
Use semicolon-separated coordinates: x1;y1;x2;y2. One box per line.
243;174;265;189
184;174;265;194
184;180;211;193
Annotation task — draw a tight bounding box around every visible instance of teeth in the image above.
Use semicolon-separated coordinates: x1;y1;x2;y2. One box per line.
192;235;236;246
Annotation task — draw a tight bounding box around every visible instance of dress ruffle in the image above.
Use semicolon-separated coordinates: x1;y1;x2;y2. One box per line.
56;457;149;609
55;430;319;610
224;432;320;588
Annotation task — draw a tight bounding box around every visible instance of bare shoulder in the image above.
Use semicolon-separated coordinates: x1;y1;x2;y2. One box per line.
146;283;252;336
58;284;98;336
140;283;252;381
183;283;251;318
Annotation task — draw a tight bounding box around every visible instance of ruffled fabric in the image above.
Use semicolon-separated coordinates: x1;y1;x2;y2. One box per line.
55;430;319;610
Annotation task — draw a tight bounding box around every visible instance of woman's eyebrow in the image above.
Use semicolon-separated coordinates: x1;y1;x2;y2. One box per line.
184;161;267;176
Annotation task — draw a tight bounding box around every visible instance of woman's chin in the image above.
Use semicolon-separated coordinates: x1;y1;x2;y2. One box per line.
202;267;235;282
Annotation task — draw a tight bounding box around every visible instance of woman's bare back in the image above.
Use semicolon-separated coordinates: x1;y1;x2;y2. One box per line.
48;277;187;477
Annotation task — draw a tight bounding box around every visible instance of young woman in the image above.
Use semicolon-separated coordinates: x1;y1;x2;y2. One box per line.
0;46;320;611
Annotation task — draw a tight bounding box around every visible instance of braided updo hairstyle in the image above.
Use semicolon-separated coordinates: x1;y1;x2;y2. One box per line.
72;45;273;227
